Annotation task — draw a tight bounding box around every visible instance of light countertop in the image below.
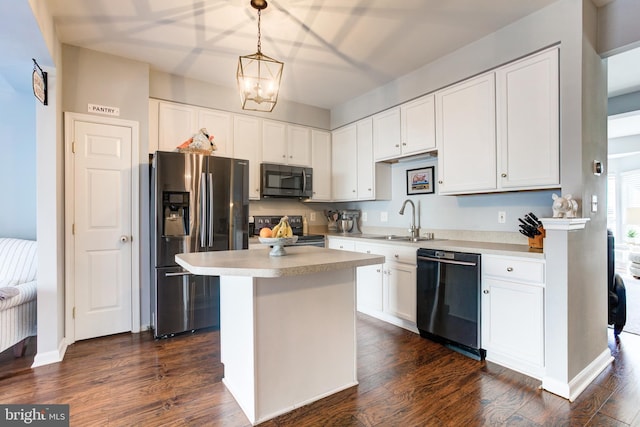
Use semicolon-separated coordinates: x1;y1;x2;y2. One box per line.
176;246;385;278
325;233;545;259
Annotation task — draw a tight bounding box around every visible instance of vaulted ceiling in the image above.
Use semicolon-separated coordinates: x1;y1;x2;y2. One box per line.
1;0;638;110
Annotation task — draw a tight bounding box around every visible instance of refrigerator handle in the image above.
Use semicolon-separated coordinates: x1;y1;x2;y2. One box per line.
200;172;207;248
208;172;214;247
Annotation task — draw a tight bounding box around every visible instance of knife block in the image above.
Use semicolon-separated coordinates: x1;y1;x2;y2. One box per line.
528;226;545;249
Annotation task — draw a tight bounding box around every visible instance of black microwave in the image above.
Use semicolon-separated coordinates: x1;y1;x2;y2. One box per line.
260;163;313;199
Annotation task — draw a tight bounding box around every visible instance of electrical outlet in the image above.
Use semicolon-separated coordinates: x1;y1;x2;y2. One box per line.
381;212;388;222
498;211;506;224
362;212;368;222
310;212;316;221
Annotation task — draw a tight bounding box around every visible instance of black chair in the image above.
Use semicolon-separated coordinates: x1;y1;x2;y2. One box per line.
608;230;627;335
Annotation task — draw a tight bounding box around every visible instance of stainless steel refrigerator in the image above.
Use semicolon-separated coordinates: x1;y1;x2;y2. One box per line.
150;151;249;338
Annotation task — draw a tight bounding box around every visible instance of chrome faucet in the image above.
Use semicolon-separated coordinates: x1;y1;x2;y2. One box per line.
399;199;419;241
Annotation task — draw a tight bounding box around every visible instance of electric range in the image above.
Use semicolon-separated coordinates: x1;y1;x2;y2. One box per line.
252;215;325;247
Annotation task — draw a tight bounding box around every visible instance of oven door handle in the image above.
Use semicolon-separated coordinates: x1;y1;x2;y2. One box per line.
417;256;477;267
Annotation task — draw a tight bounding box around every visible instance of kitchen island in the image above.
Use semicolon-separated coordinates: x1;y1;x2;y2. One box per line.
176;246;384;425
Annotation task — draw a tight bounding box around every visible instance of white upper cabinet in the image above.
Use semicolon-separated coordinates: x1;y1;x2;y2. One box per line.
261;120;287;164
435;47;559;195
436;72;497;195
262;120;311;167
310;130;331;201
158;102;197;152
373;94;436;162
496;47;559;190
331;124;358;201
373;107;401;160
287;125;312;167
356;118;375;200
148;98;159;153
233;115;262;200
198;109;232;157
400;94;436;156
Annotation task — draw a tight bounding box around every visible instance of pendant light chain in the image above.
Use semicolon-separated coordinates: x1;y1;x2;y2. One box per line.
257;9;262;54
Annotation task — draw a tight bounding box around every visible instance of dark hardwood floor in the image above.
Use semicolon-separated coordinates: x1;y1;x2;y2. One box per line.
1;314;639;426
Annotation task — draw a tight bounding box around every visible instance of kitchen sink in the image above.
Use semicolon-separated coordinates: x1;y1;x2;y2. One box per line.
365;235;447;243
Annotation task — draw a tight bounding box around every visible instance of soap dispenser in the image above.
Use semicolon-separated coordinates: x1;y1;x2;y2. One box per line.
302;215;309;235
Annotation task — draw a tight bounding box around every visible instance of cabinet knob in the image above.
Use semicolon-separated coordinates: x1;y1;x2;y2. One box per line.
289;155;293;158
376;269;381;273
438;180;443;184
282;154;286;158
394;254;399;258
507;267;513;272
483;289;489;294
368;188;372;191
501;173;507;178
395;144;400;148
366;250;371;254
339;245;344;249
353;189;356;193
402;142;407;146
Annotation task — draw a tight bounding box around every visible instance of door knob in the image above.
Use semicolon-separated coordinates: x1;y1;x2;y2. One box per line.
120;235;130;243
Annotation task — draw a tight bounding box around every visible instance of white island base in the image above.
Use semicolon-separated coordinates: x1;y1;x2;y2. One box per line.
176;246;384;425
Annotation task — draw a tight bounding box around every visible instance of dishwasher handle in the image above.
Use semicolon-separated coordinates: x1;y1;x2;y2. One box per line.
417;255;477;267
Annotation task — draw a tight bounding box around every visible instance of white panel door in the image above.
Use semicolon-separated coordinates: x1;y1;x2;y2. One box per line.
310;130;331;201
287;125;311;166
199;109;233;157
74;121;132;340
436;73;496;194
158;102;197;152
233;115;262;200
331;125;357;201
356;118;375;200
496;47;559;189
261;120;287;164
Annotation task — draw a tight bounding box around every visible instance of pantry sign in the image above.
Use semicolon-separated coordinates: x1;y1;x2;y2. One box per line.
88;103;120;117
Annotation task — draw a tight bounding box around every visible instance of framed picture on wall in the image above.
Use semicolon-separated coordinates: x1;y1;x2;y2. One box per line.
406;166;435;195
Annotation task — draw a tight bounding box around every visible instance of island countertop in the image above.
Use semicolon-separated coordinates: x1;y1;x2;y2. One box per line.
175;246;385;278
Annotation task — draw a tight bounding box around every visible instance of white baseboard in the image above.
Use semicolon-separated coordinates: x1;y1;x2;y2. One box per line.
31;338;68;368
542;348;613;401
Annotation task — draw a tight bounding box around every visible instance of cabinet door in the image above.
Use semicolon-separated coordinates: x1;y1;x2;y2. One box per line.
384;262;416;323
311;130;331;201
356;118;375;200
148;99;160;154
481;278;544;369
436;73;496;194
198;109;232;157
357;264;384;312
233;115;262;200
496;48;559;189
326;238;355;251
261;120;287;164
158;102;197;152
373;107;401;161
287;125;312;166
401;94;436;156
332;125;358;201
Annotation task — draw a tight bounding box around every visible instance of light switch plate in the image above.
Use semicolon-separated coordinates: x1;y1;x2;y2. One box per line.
310;212;316;221
498;211;506;224
380;212;388;222
362;212;368;222
591;195;598;212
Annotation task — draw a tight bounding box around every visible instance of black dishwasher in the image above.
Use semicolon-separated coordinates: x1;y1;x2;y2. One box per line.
416;248;485;360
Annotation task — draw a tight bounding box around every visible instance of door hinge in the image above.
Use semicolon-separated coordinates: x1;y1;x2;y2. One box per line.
72;141;76;153
72;307;76;319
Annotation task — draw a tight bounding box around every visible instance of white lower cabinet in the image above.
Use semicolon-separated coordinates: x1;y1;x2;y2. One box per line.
481;255;545;378
351;240;417;331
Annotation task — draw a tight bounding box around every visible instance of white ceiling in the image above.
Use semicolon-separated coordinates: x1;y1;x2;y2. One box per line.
1;0;638;109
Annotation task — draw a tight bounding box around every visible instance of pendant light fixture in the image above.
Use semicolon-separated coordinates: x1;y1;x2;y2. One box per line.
237;0;283;112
